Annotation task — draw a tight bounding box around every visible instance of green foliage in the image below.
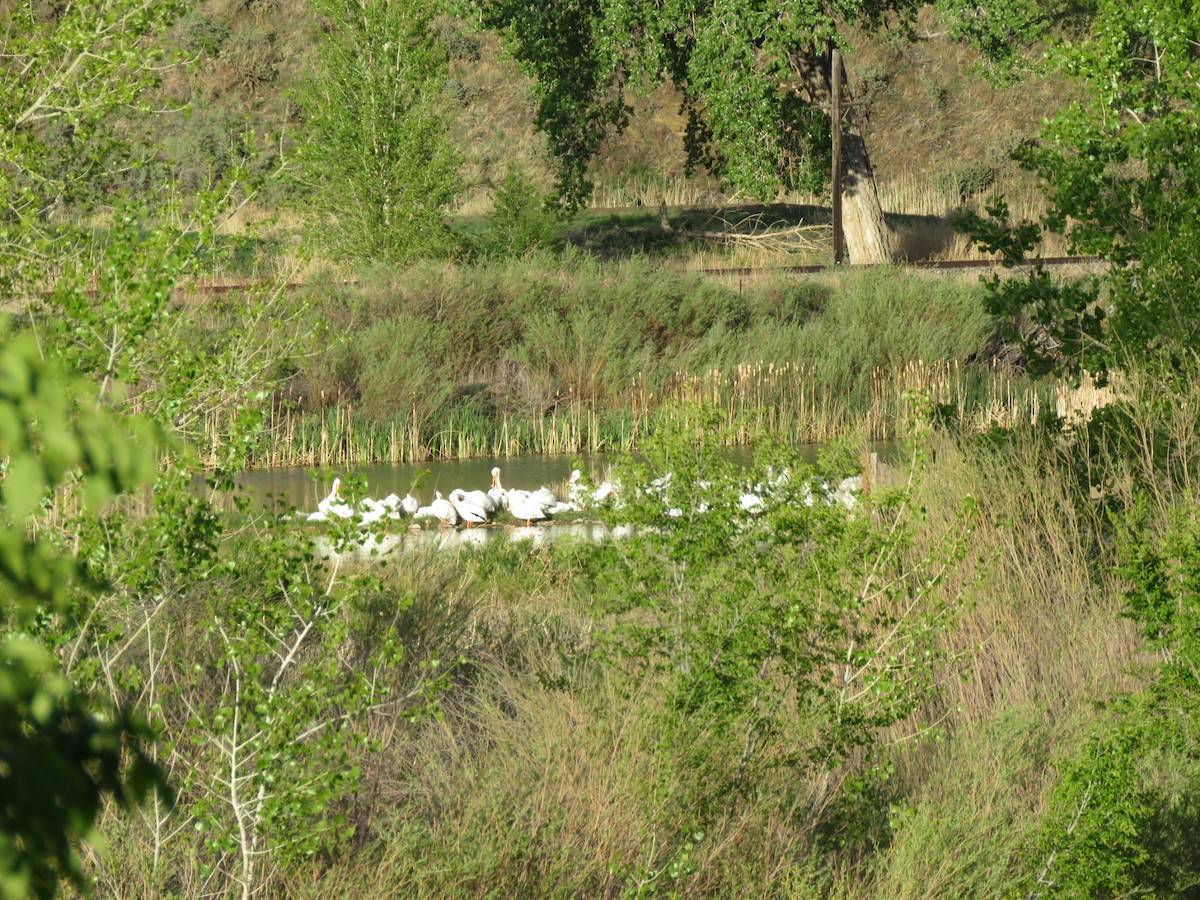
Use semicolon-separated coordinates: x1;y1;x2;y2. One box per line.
470;167;565;258
180;521;401;887
478;0;629;210
295;0;461;263
957;0;1200;380
1029;719;1155;897
0;328;171;899
0;636;167;900
350;315;456;423
174;10;231;57
1114;495;1200;724
1025;493;1200;897
931;161;996;205
293;259;990;425
0;0;187;293
0;329;165;618
591;403;975;828
482;0;915;208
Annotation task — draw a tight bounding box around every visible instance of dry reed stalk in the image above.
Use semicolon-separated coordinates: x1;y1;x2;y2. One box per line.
1055;370;1118;425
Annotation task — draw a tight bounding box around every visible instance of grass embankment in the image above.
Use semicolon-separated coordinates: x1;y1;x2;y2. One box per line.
219;255;1072;468
86;372;1200;896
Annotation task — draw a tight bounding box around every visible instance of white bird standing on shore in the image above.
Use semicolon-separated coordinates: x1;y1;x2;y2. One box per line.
506;488;550;527
414;490;458;526
449;488;492;526
488;467;506;507
308;477;354;521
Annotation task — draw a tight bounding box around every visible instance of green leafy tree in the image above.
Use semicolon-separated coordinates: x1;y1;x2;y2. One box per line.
0;328;171;899
0;0;186;295
295;0;462;264
956;0;1200;380
933;0;1097;86
480;0;908;261
0;4;321;895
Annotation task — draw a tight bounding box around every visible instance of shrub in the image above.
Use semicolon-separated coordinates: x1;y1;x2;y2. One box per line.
932;161;996;206
175;11;230;57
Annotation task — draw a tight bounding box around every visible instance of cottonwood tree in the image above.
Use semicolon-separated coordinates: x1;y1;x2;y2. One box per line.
955;0;1200;379
295;0;462;264
480;0;917;262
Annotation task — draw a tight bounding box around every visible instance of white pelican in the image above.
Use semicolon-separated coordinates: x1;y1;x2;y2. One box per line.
414;491;458;526
506;488;550;527
357;496;390;525
591;480;618;505
531;485;558;507
488;467;507;508
833;475;862;509
567;469;588;507
401;493;420;516
449;488;491;526
309;477;354;521
738;490;765;515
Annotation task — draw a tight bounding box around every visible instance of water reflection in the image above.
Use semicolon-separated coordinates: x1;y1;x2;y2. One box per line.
313;519;635;561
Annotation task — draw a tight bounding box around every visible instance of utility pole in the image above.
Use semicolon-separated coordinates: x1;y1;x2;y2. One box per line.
831;45;844;265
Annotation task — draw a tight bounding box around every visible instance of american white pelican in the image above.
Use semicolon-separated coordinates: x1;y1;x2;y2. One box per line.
833;475;862;509
358;497;391;525
591;480;618;505
414;490;458;526
309;477;354;521
531;485;558;507
449;488;491;526
567;469;588;507
506;488;550;527
401;493;420;516
739;491;765;515
378;492;410;514
488;467;507;508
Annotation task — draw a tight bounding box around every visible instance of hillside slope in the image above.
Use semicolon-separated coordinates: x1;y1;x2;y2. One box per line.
130;3;1066;231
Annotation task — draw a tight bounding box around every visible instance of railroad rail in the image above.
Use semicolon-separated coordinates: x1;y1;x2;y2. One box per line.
697;255;1103;277
1;255;1104;310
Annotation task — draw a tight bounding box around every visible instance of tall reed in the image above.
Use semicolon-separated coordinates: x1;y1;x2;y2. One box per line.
241;360;1103;469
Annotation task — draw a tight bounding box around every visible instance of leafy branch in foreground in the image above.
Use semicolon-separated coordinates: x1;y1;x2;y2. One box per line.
0;327;171;899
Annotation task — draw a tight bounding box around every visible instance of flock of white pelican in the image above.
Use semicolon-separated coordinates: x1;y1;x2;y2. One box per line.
303;464;860;531
306;467;615;528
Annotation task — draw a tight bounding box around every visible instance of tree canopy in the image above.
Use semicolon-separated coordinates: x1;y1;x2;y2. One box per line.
294;0;461;264
481;0;922;212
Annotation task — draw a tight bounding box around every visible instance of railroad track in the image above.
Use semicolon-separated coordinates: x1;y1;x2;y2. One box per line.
178;255;1103;296
1;255;1104;310
698;255;1103;277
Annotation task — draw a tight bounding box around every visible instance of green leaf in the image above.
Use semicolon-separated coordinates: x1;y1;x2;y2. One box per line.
4;452;46;522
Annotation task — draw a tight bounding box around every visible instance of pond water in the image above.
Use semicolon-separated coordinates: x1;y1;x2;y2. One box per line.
311;520;639;561
220;443;897;557
230;447;827;515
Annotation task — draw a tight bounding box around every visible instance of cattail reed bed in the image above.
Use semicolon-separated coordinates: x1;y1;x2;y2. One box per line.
222;360;1101;469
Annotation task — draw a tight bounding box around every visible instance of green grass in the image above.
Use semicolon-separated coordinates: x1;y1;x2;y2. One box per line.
236;258;1019;466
